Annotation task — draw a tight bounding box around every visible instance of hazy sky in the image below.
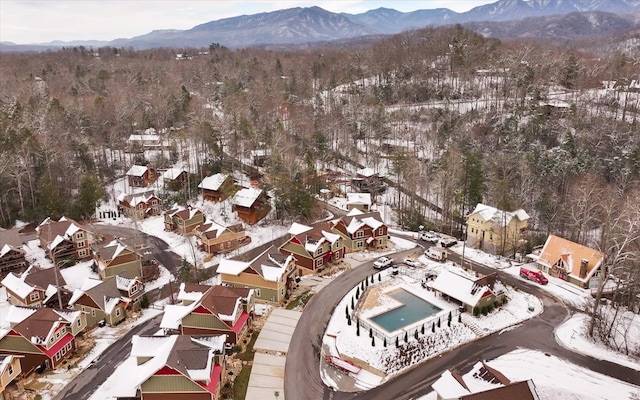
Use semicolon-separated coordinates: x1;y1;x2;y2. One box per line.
0;1;496;44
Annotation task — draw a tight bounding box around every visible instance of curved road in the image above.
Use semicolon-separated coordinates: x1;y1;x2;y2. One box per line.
285;243;640;400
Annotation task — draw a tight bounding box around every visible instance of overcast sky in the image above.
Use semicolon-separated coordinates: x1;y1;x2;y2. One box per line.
0;1;496;44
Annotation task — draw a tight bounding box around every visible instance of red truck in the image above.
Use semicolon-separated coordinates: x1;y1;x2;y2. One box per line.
520;267;548;285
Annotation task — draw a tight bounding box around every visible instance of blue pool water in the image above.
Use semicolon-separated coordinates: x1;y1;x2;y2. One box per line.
370;289;442;332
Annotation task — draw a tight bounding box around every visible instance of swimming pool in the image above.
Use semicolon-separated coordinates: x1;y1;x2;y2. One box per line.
371;289;442;333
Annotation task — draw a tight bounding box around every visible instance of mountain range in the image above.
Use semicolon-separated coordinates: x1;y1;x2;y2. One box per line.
2;0;640;52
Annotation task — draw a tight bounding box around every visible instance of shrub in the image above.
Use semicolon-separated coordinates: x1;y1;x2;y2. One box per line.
473;307;480;316
458;314;462;323
140;295;150;309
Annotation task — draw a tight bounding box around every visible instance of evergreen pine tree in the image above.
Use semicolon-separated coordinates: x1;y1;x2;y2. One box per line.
371;336;375;347
351;297;355;310
369;327;373;338
437;319;441;328
384;338;387;347
414;330;419;339
404;332;408;343
396;337;399;347
347;315;352;325
432;322;435;332
356;322;360;336
421;325;425;335
378;274;381;282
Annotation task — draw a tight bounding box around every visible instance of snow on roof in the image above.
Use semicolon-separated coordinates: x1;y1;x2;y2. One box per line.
250;149;271;157
356;167;376;177
346;218;366;234
361;216;383;231
470;203;529;227
347;192;371;206
53;309;82;323
191;335;226;354
429;270;490;308
187;352;213;382
260;265;286;282
322;231;341;243
116;276;137;292
197;220;227;238
128;134;160;142
304;237;325;253
346;208;364;217
216;258;250;276
197;173;228;191
131;335;175;358
48;235;66;250
177;282;207;302
232;187;263;208
431;370;471;398
162;168;186;180
104;297;120;314
289;222;312;235
43;284;58;304
0;244;13;258
160;303;197;330
126;165;148;177
64;223;80;238
1;273;34;299
5;305;37;325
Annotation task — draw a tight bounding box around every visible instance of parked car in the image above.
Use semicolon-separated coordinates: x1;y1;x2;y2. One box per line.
373;256;393;269
439;235;458;248
419;231;439;244
425;246;447;261
403;258;422;268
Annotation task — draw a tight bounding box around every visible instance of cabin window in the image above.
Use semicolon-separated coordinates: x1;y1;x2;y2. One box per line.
66;343;72;351
56;331;61;339
91;309;96;317
78;249;87;257
356;241;364;248
55;353;60;361
355;231;364;238
255;289;261;297
116;308;121;317
30;292;40;301
8;365;12;375
317;258;323;267
76;232;84;239
77;319;82;327
378;228;384;235
77;241;85;248
316;248;322;256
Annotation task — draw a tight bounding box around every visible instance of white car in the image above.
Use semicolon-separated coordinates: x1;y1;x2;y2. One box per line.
373;256;393;269
419;231;439;244
403;258;422;268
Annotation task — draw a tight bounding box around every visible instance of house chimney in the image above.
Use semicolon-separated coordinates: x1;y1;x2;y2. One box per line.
579;258;588;278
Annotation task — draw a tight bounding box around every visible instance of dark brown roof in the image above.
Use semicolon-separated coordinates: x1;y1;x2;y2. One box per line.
248;246;290;278
23;266;67;289
462;380;538;400
479;361;511;385
475;273;498;290
12;308;67;342
85;276;122;310
37;217;84;243
166;335;210;375
200;285;251;317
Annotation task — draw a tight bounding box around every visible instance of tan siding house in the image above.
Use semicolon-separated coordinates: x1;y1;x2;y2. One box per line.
36;217;94;264
279;222;344;275
536;234;604;289
0;355;22;399
217;247;297;303
68;277;128;327
160;284;254;345
164;206;205;235
93;239;142;280
193;221;250;256
466;203;529;256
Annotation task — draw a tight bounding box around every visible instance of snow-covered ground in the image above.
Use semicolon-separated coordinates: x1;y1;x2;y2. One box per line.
417;348;640;400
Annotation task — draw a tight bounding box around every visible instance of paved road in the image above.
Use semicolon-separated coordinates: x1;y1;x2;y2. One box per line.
89;224;183;276
285;241;640;400
52;315;163;400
